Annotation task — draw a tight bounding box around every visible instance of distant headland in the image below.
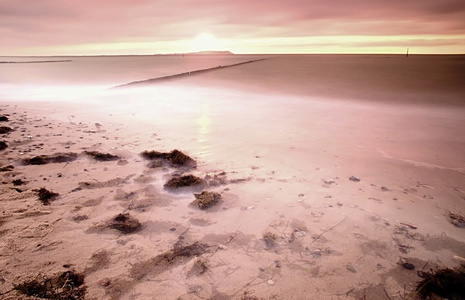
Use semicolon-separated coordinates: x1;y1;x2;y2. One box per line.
155;50;234;56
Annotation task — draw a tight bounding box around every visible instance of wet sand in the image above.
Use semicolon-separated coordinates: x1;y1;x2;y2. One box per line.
0;98;464;299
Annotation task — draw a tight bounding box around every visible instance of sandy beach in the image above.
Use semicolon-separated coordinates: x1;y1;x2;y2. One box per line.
1;87;464;300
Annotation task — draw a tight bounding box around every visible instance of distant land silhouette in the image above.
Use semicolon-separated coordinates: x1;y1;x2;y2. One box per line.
155;50;234;56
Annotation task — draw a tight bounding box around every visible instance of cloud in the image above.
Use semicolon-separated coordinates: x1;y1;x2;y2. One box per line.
1;0;464;54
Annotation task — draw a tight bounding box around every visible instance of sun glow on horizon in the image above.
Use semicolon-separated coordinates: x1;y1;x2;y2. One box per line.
191;33;223;52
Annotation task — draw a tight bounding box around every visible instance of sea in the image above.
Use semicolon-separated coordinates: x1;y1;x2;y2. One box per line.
1;54;464;173
1;54;465;105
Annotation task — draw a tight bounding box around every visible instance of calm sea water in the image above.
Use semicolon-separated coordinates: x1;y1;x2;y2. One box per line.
1;54;464;177
1;54;464;106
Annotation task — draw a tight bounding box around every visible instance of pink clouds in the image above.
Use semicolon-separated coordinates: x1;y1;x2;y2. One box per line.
1;0;464;54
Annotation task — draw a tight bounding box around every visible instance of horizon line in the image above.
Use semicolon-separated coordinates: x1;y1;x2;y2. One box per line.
2;52;465;57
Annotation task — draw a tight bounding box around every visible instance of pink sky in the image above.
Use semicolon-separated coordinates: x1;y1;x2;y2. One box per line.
1;0;465;55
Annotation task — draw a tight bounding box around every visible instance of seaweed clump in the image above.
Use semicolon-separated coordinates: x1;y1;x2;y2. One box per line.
36;188;59;205
415;266;465;299
0;165;14;172
141;149;197;168
109;213;142;234
0;126;12;134
164;175;205;190
22;153;78;165
14;270;86;300
449;211;465;228
12;178;26;186
84;151;120;161
262;232;278;248
192;191;221;209
0;141;7;151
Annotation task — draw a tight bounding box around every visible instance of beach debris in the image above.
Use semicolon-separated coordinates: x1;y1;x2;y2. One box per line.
322;179;337;185
448;211;465;228
241;291;263;300
164;174;205;190
415;266;465;299
346;264;357;273
400;222;418;229
12;179;26;186
84;151;120;161
129;241;207;280
262;232;278;248
73;215;88;222
402;262;415;270
141;149;197;168
393;225;425;241
14;270;86;299
77;176;131;190
109;213;142;234
187;258;208;277
192;191;221;209
22;152;78;165
0;165;14;172
0;116;8;122
0;141;7;151
349;176;361;182
35;188;59;205
0;126;12;134
397;243;413;254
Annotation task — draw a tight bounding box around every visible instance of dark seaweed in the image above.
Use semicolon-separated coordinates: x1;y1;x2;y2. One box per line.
0;126;12;134
22;153;78;165
84;151;120;161
164;175;205;189
193;191;221;209
14;270;86;299
141;149;197;168
109;213;142;234
416;266;465;299
36;188;59;205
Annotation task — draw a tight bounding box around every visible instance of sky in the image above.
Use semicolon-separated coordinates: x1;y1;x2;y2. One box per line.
1;0;465;55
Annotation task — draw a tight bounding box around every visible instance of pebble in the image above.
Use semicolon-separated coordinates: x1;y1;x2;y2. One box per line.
402;262;415;270
346;264;357;273
218;244;228;250
349;176;361;182
267;279;275;285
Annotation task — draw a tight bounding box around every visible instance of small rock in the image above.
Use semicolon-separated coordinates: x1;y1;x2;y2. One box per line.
188;285;202;293
267;279;275;285
169;227;176;232
218;244;228;250
402;262;415;270
349;176;361;182
346;264;357;273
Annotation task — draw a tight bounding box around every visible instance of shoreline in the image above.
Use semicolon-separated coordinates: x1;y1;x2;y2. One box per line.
1;100;464;299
